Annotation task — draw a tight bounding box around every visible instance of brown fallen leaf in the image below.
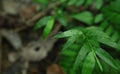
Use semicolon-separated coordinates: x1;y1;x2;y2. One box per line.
47;64;65;74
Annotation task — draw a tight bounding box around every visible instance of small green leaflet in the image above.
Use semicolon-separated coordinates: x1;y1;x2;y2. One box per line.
87;39;103;71
105;25;113;36
115;59;120;70
34;16;54;38
85;0;103;9
85;0;94;7
42;17;55;38
82;51;95;74
54;29;83;38
118;41;120;50
72;11;93;25
60;49;76;57
110;0;120;13
57;14;67;26
62;36;77;50
33;0;48;4
111;32;119;42
102;3;120;25
86;27;118;49
94;54;103;71
67;0;77;6
95;48;118;70
94;14;103;23
69;70;76;74
34;16;51;30
95;0;103;9
73;43;90;70
75;0;84;6
99;21;108;30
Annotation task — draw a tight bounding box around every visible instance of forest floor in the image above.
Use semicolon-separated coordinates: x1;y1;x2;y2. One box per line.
0;1;65;74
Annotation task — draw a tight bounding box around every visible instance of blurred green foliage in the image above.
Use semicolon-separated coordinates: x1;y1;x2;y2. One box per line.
34;0;120;74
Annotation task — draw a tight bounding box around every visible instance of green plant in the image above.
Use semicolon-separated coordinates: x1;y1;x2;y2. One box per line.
34;0;120;74
54;27;120;74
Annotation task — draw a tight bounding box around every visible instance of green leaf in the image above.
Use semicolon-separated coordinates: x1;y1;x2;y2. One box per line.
102;2;120;33
94;14;103;23
95;0;103;9
73;43;90;70
95;48;118;70
75;0;84;6
105;25;114;36
118;40;120;50
33;0;48;4
111;32;119;42
82;51;95;74
110;0;120;13
57;15;67;26
34;16;51;30
67;0;77;5
62;36;77;50
115;59;120;70
72;11;93;25
85;0;94;7
94;53;103;71
85;0;103;9
69;70;76;74
87;27;118;49
42;17;55;38
87;39;103;71
54;29;83;38
99;21;108;30
60;0;67;3
61;49;76;57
